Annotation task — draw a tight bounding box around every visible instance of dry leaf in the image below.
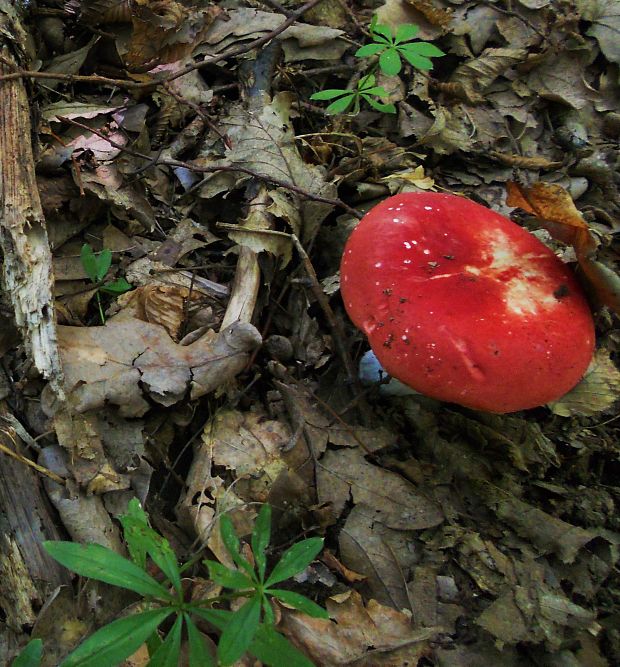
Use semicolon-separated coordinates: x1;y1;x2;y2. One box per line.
506;181;620;313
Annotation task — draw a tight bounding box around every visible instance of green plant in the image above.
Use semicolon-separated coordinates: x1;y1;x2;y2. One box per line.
11;639;42;667
310;15;444;115
38;501;325;667
310;73;396;115
80;243;132;324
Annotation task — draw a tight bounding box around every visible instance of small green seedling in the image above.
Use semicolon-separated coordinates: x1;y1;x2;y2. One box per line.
80;243;132;323
311;16;444;115
34;501;325;667
357;16;445;76
310;73;395;115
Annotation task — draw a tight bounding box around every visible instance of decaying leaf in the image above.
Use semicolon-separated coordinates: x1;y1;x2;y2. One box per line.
317;447;444;530
280;590;435;666
507;180;620;314
54;315;261;417
549;348;620;416
195;93;336;244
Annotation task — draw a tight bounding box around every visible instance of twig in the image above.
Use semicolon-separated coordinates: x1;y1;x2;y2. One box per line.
55;115;362;217
291;234;358;385
0;0;326;91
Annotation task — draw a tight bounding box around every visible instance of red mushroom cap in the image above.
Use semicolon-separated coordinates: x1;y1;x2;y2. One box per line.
340;192;595;413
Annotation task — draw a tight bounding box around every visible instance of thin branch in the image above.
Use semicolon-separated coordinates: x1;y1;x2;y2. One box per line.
55;115;362;218
0;0;326;91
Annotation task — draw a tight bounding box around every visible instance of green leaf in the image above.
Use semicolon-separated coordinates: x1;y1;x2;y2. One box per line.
80;244;100;283
262;595;275;625
370;22;393;43
266;589;328;619
358;73;376;89
185;615;215;667
147;614;182;667
187;606;231;631
96;249;112;282
80;245;112;283
325;95;356;115
250;624;315;667
265;537;323;587
204;560;255;590
252;504;271;582
360;85;390;97
398;42;445;58
11;639;43;667
394;23;420;43
217;596;261;666
101;277;132;295
379;48;402;76
355;43;385;58
363;96;397;113
120;503;182;595
309;89;350;101
398;49;434;70
146;631;163;657
220;515;255;576
190;608;314;667
59;608;172;667
119;498;151;569
43;541;174;600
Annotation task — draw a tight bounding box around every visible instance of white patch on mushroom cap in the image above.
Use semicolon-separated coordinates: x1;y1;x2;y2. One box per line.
484;230;557;315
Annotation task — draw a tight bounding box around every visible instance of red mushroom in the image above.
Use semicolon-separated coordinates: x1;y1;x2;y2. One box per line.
340;192;595;413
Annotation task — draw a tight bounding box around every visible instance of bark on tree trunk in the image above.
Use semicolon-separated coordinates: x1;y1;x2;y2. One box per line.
0;0;69;637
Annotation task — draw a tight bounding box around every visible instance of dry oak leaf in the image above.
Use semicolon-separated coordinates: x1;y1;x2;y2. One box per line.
280;590;434;667
506;180;620;314
57;316;261;417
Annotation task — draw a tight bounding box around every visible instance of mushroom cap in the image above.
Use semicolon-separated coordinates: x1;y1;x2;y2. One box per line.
340;192;595;413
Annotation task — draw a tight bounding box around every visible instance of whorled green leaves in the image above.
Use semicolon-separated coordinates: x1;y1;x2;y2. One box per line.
311;15;444;115
40;501;325;667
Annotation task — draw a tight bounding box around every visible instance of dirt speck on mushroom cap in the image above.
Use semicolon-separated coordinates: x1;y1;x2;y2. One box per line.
340;192;595;413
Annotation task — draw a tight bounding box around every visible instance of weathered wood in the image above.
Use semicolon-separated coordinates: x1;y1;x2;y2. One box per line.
0;404;71;629
0;2;63;396
0;1;69;632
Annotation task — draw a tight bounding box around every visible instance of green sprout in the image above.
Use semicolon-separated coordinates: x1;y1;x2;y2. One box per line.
310;16;444;115
357;16;445;76
80;243;132;324
310;73;395;115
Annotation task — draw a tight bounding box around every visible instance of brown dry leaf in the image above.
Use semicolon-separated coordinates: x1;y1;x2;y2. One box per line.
382;166;435;191
321;550;367;584
77;164;156;231
476;576;598;649
576;0;620;64
200;8;347;63
114;0;221;71
527;50;594;109
208;409;290;478
42;36;98;91
548;348;620;416
55;315;261;417
405;0;452;27
195;93;336;244
317;447;444;530
444;411;560;472
127;284;199;342
280;590;434;666
468;478;598;563
377;0;444;40
448;48;527;104
506;180;620;313
338;504;418;610
177;407;315;554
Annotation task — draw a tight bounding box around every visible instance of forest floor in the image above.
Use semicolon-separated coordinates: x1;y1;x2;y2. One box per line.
0;1;619;666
